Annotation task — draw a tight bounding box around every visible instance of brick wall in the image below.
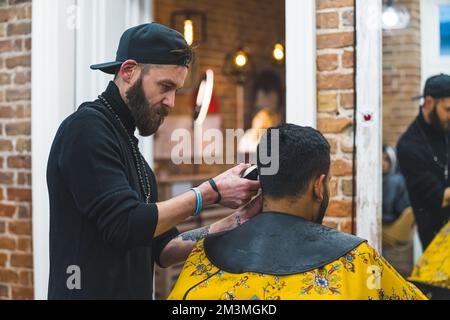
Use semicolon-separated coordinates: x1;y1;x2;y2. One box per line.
316;0;355;234
383;0;421;147
0;0;33;300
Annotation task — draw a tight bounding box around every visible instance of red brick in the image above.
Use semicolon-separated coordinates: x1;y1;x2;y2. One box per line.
342;50;354;68
327;137;338;154
329;177;338;197
15;138;30;152
0;105;31;118
7;188;31;202
0;139;13;151
317;32;354;49
322;219;338;229
5;89;31;102
317;0;354;9
318;117;353;133
0;284;8;298
0;221;5;233
10;253;32;268
342;178;353;196
338;219;353;234
331;159;353;176
8;221;31;235
318;93;338;112
342;9;354;27
0;252;7;267
0;40;13;53
327;199;353;217
0;204;16;217
0;171;14;184
14;71;30;85
0;236;16;250
18;270;31;286
5;121;30;135
318;73;354;90
317;54;338;71
317;12;339;29
7;155;31;169
0;6;30;22
7;22;31;36
340;92;354;109
5;55;31;69
11;286;33;300
17;172;31;186
0;269;19;284
17;237;31;251
24;38;31;51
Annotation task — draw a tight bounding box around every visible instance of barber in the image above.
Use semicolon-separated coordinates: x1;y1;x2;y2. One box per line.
47;23;261;299
397;74;450;250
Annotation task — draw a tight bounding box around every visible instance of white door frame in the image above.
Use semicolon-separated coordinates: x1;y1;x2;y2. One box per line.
32;0;152;300
285;0;317;127
31;0;77;300
355;0;383;251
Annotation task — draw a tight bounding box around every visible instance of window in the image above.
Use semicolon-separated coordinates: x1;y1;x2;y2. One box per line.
439;5;450;56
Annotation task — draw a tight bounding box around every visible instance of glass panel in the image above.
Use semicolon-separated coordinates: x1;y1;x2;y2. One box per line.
439;5;450;56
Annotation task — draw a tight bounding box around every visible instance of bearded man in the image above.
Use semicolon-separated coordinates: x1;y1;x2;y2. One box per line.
398;74;450;250
46;23;260;300
169;124;426;300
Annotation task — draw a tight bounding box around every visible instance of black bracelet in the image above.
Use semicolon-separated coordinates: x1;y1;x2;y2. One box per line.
208;178;221;204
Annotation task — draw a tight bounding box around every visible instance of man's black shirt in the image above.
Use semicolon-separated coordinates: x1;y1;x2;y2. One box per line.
397;110;450;249
47;81;179;299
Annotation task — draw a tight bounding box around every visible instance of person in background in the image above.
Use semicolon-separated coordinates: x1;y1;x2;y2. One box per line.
397;74;450;250
382;145;411;224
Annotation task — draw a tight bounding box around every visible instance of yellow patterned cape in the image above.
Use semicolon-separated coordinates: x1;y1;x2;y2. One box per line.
168;239;427;300
409;220;450;289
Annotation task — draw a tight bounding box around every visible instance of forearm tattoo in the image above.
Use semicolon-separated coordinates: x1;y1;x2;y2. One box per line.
177;226;211;242
235;215;242;227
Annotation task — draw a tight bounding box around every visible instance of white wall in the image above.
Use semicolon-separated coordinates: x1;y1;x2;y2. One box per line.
285;0;317;127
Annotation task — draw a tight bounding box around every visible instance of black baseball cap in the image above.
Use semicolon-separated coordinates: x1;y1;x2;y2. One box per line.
412;74;450;100
90;22;192;74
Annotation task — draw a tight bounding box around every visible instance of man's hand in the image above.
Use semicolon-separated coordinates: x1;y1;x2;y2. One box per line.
204;163;261;209
442;187;450;208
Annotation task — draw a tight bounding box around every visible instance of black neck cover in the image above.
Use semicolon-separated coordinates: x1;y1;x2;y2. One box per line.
204;212;366;275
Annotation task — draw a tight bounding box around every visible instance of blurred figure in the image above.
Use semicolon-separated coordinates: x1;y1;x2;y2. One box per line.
238;108;281;154
397;74;450;250
382;145;411;224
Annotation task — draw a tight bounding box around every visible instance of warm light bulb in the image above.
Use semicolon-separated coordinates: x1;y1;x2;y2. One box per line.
273;43;284;61
184;19;194;45
234;51;247;67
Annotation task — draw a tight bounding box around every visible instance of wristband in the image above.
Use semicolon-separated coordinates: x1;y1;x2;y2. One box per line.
191;187;202;216
208;178;221;204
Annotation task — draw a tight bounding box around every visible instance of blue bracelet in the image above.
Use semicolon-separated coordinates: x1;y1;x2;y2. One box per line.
191;187;202;216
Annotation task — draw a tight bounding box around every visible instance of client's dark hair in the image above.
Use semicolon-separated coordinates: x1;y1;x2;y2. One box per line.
257;123;331;198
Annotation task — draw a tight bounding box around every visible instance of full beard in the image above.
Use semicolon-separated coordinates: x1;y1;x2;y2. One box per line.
126;77;169;137
430;104;450;133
